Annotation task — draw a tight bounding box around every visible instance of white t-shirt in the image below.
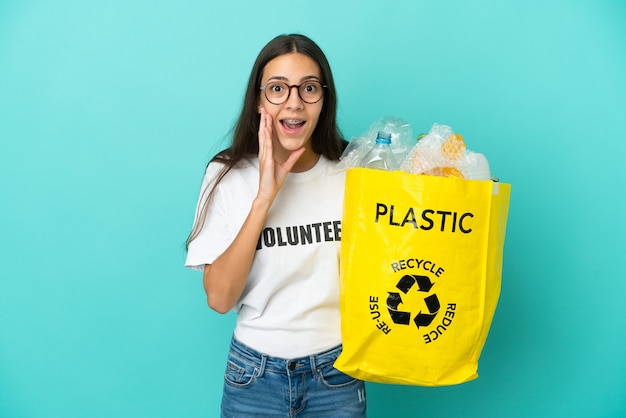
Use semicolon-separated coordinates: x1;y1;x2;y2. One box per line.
186;155;346;358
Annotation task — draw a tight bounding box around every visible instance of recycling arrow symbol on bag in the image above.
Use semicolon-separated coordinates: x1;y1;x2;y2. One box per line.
387;274;440;328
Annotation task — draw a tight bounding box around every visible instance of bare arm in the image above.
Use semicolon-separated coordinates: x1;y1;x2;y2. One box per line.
202;109;305;313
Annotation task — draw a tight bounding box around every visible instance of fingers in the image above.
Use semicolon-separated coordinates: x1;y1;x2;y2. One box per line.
256;108;277;203
258;108;273;162
258;108;265;157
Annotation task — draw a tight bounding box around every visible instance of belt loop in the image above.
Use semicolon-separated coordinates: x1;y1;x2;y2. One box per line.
309;353;318;374
257;353;267;378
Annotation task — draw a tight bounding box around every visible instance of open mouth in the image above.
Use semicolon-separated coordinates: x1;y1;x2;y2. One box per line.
280;119;306;131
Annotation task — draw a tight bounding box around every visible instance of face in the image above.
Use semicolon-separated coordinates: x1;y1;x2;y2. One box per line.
259;53;324;165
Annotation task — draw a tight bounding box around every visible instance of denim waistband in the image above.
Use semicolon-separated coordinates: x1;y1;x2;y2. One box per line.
228;336;342;375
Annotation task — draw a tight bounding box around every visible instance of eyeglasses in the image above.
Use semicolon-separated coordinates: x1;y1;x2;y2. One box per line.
260;80;326;105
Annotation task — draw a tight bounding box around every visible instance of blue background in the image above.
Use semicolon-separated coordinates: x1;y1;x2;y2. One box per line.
1;1;625;417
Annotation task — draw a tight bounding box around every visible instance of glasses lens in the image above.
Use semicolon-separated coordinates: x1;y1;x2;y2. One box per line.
264;82;288;104
299;81;323;103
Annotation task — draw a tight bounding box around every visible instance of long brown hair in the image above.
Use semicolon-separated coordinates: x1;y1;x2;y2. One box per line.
185;34;346;250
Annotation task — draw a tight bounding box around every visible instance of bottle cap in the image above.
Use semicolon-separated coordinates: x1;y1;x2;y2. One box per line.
375;131;392;144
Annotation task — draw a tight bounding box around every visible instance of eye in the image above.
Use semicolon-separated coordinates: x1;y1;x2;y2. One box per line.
268;82;286;93
302;82;319;93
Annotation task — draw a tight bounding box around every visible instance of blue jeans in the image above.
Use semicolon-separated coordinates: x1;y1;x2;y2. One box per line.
221;337;367;418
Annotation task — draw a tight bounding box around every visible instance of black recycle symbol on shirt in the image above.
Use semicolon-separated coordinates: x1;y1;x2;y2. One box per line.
387;274;440;328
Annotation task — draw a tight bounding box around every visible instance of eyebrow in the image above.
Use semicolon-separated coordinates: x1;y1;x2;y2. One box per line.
265;75;322;83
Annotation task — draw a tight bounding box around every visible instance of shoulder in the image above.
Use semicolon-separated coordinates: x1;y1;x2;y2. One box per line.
319;155;347;180
205;156;258;177
201;156;258;191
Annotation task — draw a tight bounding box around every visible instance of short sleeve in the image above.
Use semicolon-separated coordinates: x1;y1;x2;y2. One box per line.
185;162;233;272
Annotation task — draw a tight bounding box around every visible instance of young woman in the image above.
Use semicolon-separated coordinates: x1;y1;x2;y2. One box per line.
185;34;367;417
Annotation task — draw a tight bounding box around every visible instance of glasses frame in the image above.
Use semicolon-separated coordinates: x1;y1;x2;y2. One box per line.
259;81;327;105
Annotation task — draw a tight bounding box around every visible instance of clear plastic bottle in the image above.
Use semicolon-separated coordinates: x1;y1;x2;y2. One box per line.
360;131;397;170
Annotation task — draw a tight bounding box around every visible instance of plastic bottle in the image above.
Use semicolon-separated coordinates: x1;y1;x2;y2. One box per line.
360;131;397;171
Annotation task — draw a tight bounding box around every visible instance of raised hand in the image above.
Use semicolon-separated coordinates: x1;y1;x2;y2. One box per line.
257;108;305;204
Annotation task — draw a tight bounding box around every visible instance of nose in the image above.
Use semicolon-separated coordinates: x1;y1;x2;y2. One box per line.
285;85;304;109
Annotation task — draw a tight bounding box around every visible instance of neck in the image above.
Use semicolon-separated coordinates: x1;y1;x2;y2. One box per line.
290;148;320;173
